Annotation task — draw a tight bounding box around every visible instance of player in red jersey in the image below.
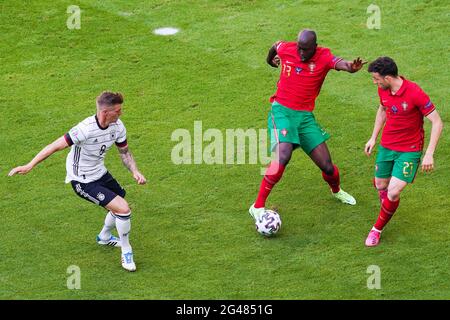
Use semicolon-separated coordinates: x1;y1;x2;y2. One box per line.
364;56;443;246
249;29;366;223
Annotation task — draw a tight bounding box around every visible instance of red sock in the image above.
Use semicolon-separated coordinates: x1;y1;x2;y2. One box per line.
322;164;340;193
378;189;388;203
254;162;285;208
372;178;387;203
374;197;400;231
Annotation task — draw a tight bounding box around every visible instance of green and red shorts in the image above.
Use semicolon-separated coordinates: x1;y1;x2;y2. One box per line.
375;145;422;183
268;101;330;154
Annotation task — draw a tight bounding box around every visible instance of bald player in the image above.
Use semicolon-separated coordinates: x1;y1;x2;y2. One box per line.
249;29;366;223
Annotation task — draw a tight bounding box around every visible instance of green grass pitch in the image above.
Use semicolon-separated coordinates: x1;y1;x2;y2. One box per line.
1;0;449;299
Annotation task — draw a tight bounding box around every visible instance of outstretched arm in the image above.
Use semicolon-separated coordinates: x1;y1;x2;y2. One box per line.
266;42;280;68
117;145;146;185
365;105;386;156
421;110;443;172
335;57;367;73
8;136;69;176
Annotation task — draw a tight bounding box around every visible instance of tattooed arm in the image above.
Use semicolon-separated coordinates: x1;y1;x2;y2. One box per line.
117;145;147;185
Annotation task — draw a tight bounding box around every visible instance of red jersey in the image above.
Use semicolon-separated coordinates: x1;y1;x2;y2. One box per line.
379;77;435;152
269;42;342;111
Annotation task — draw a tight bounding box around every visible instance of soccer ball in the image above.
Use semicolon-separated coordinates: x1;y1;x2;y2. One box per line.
256;209;282;237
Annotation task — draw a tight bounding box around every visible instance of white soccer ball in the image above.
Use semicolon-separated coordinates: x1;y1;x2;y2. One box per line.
256;209;282;237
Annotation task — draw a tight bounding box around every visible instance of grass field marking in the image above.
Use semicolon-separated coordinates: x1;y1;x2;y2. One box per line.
153;27;180;36
367;4;381;30
66;5;81;30
117;11;133;17
66;265;81;290
366;264;381;290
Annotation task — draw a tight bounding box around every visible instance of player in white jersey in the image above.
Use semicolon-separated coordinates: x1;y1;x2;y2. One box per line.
8;92;146;272
64;114;128;184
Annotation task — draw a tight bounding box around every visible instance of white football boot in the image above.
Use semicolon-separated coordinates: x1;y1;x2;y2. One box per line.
96;235;121;247
332;189;356;205
121;251;136;272
249;203;265;222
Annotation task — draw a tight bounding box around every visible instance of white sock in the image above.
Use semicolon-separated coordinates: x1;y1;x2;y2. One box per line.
99;211;116;240
115;212;132;254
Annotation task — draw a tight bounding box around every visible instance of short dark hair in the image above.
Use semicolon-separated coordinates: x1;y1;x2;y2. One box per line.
368;57;398;77
96;91;124;107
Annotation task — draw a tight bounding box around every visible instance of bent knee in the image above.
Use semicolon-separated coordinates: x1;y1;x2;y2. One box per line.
115;204;131;215
387;188;401;200
109;197;131;215
322;163;334;176
276;143;293;166
375;181;388;190
279;155;291;166
115;208;131;216
278;150;292;165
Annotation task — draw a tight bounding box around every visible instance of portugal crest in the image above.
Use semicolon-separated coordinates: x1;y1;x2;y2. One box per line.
401;101;408;111
308;62;316;73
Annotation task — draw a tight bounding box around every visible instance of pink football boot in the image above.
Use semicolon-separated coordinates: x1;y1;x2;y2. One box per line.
365;229;381;247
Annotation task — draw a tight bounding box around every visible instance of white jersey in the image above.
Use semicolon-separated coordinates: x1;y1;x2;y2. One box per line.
64;115;127;183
